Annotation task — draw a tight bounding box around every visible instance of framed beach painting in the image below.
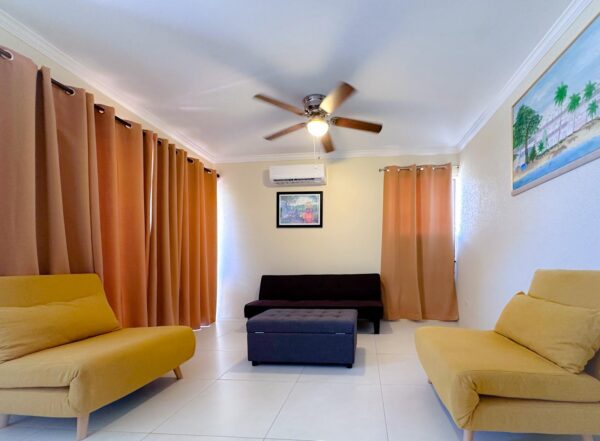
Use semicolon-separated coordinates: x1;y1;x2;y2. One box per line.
512;14;600;195
277;191;323;228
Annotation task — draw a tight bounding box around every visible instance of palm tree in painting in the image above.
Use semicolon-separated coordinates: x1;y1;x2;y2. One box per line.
583;82;597;122
583;81;596;101
567;93;581;132
554;82;568;140
588;100;598;121
513;105;542;165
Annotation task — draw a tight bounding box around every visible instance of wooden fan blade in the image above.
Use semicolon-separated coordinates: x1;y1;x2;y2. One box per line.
254;94;305;116
321;132;335;153
332;117;382;133
320;82;356;114
264;122;307;141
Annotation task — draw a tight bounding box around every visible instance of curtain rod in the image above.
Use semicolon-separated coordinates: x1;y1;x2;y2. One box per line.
379;164;459;172
50;78;134;128
158;139;220;178
50;78;220;178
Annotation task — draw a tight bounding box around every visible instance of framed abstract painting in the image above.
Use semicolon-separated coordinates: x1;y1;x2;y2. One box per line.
276;191;323;228
512;14;600;195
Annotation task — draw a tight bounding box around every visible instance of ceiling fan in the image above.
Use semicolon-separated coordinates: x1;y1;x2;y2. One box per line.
254;82;383;153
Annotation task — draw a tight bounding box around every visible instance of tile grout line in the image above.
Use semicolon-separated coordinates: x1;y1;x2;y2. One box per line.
376;333;391;441
261;364;304;440
145;377;218;435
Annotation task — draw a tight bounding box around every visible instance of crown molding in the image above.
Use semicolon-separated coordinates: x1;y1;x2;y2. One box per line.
0;8;217;164
214;145;459;164
455;0;592;151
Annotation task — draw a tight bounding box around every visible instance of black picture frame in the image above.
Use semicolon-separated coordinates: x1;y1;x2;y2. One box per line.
276;191;323;228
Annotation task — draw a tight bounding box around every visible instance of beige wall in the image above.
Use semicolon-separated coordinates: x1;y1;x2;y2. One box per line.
217;154;457;319
0;27;212;165
457;1;600;329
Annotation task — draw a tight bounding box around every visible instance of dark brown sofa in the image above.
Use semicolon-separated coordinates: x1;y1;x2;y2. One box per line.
243;273;384;334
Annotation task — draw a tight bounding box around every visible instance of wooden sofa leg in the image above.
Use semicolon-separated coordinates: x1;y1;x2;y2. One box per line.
0;414;9;428
76;414;89;441
581;435;593;441
463;429;474;441
173;366;183;380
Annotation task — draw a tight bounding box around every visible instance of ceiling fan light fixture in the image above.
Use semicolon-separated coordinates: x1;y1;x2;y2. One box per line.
307;116;329;137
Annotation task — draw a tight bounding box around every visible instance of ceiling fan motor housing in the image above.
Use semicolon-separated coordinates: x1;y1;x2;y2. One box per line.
303;94;326;115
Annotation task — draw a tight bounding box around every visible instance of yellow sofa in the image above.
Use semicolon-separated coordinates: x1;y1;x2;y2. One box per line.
416;270;600;441
0;274;195;440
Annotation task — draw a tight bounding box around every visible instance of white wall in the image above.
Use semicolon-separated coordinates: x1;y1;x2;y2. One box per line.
457;1;600;329
217;154;457;319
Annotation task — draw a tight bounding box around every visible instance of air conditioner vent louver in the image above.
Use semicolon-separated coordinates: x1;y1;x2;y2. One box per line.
269;164;326;186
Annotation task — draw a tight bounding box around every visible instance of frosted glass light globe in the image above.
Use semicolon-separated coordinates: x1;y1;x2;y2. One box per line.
307;117;329;137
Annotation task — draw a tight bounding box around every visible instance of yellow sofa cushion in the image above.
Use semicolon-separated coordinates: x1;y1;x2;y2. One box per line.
495;293;600;374
0;326;195;414
415;327;600;427
0;295;120;363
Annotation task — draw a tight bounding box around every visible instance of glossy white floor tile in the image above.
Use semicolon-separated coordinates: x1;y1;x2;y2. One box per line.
100;378;214;432
3;319;598;441
0;425;38;441
378;352;428;385
220;359;303;382
19;430;146;441
144;435;261;441
267;382;388;441
382;384;459;441
178;349;247;380
198;330;248;352
298;347;380;384
154;380;294;438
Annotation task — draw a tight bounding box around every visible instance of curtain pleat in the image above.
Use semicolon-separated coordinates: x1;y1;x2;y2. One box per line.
53;83;96;274
1;47;217;328
204;169;218;323
173;148;187;323
155;139;175;325
417;166;457;319
115;122;148;326
143;131;158;326
36;67;70;275
187;160;204;328
381;164;457;321
86;93;104;281
95;106;123;319
178;152;191;327
0;48;39;276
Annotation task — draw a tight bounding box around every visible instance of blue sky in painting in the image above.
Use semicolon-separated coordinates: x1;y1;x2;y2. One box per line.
513;15;600;120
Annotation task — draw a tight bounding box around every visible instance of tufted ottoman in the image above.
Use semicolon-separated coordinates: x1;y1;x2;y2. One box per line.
247;308;357;368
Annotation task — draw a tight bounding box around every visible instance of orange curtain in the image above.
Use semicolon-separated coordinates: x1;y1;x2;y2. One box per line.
153;145;218;328
203;167;218;324
380;164;458;321
0;47;102;277
95;108;148;326
1;46;217;328
143;131;159;326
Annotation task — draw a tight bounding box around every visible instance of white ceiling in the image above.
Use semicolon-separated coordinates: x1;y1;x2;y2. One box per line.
0;0;573;162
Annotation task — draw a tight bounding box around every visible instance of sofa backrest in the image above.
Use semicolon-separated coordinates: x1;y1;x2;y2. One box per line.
259;273;381;301
0;273;106;307
528;269;600;380
0;273;120;363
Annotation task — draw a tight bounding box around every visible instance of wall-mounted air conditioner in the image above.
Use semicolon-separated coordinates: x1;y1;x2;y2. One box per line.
268;163;326;186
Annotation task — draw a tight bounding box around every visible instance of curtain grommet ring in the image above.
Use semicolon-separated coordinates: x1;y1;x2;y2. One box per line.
0;48;14;61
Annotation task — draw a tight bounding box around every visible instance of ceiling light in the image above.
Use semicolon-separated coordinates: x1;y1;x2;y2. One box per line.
307;116;329;137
